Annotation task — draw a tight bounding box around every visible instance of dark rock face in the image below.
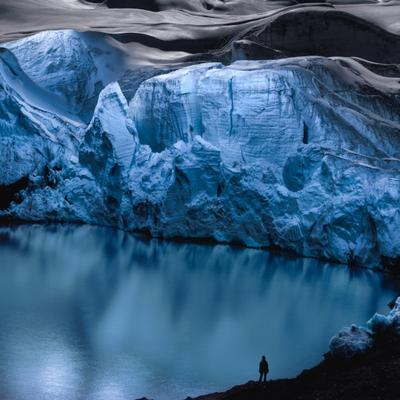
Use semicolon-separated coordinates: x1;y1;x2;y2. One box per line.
1;1;400;65
86;0;161;10
250;9;400;64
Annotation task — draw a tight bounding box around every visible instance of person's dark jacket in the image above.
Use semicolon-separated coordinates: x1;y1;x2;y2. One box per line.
259;359;269;374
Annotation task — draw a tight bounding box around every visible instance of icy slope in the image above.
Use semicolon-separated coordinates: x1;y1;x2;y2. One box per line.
0;47;84;190
2;31;400;269
0;40;131;224
4;30;126;121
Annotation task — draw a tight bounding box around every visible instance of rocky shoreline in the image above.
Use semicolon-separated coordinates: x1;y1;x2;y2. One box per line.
135;297;400;400
186;297;400;400
190;339;400;400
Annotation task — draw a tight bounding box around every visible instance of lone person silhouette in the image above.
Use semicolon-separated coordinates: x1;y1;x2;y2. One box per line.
259;355;269;383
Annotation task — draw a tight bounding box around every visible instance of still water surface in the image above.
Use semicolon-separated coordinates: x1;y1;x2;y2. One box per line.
0;224;398;400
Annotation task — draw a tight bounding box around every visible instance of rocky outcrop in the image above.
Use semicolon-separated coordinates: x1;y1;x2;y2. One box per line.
330;296;400;359
329;325;374;359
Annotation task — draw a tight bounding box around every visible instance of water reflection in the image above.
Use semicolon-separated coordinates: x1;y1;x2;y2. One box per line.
0;224;398;400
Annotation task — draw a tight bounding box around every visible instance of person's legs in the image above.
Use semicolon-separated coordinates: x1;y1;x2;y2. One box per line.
259;373;262;383
263;372;267;383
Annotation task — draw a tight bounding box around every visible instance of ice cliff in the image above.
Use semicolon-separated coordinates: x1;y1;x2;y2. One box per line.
2;30;400;270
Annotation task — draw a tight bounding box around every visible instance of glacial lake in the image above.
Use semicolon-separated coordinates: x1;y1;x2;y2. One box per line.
0;224;398;400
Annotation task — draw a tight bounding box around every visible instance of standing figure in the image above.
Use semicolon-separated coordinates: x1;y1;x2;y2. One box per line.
258;355;269;383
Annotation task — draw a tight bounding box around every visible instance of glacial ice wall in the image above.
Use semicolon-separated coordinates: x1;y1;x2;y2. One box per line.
2;30;400;270
130;59;400;164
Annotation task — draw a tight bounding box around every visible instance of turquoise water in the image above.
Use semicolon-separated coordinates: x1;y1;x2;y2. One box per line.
0;224;398;400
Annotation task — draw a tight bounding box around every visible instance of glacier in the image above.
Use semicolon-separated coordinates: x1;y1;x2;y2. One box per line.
2;30;400;270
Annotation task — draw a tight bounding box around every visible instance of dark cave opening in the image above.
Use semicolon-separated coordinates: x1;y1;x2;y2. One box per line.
0;176;29;211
